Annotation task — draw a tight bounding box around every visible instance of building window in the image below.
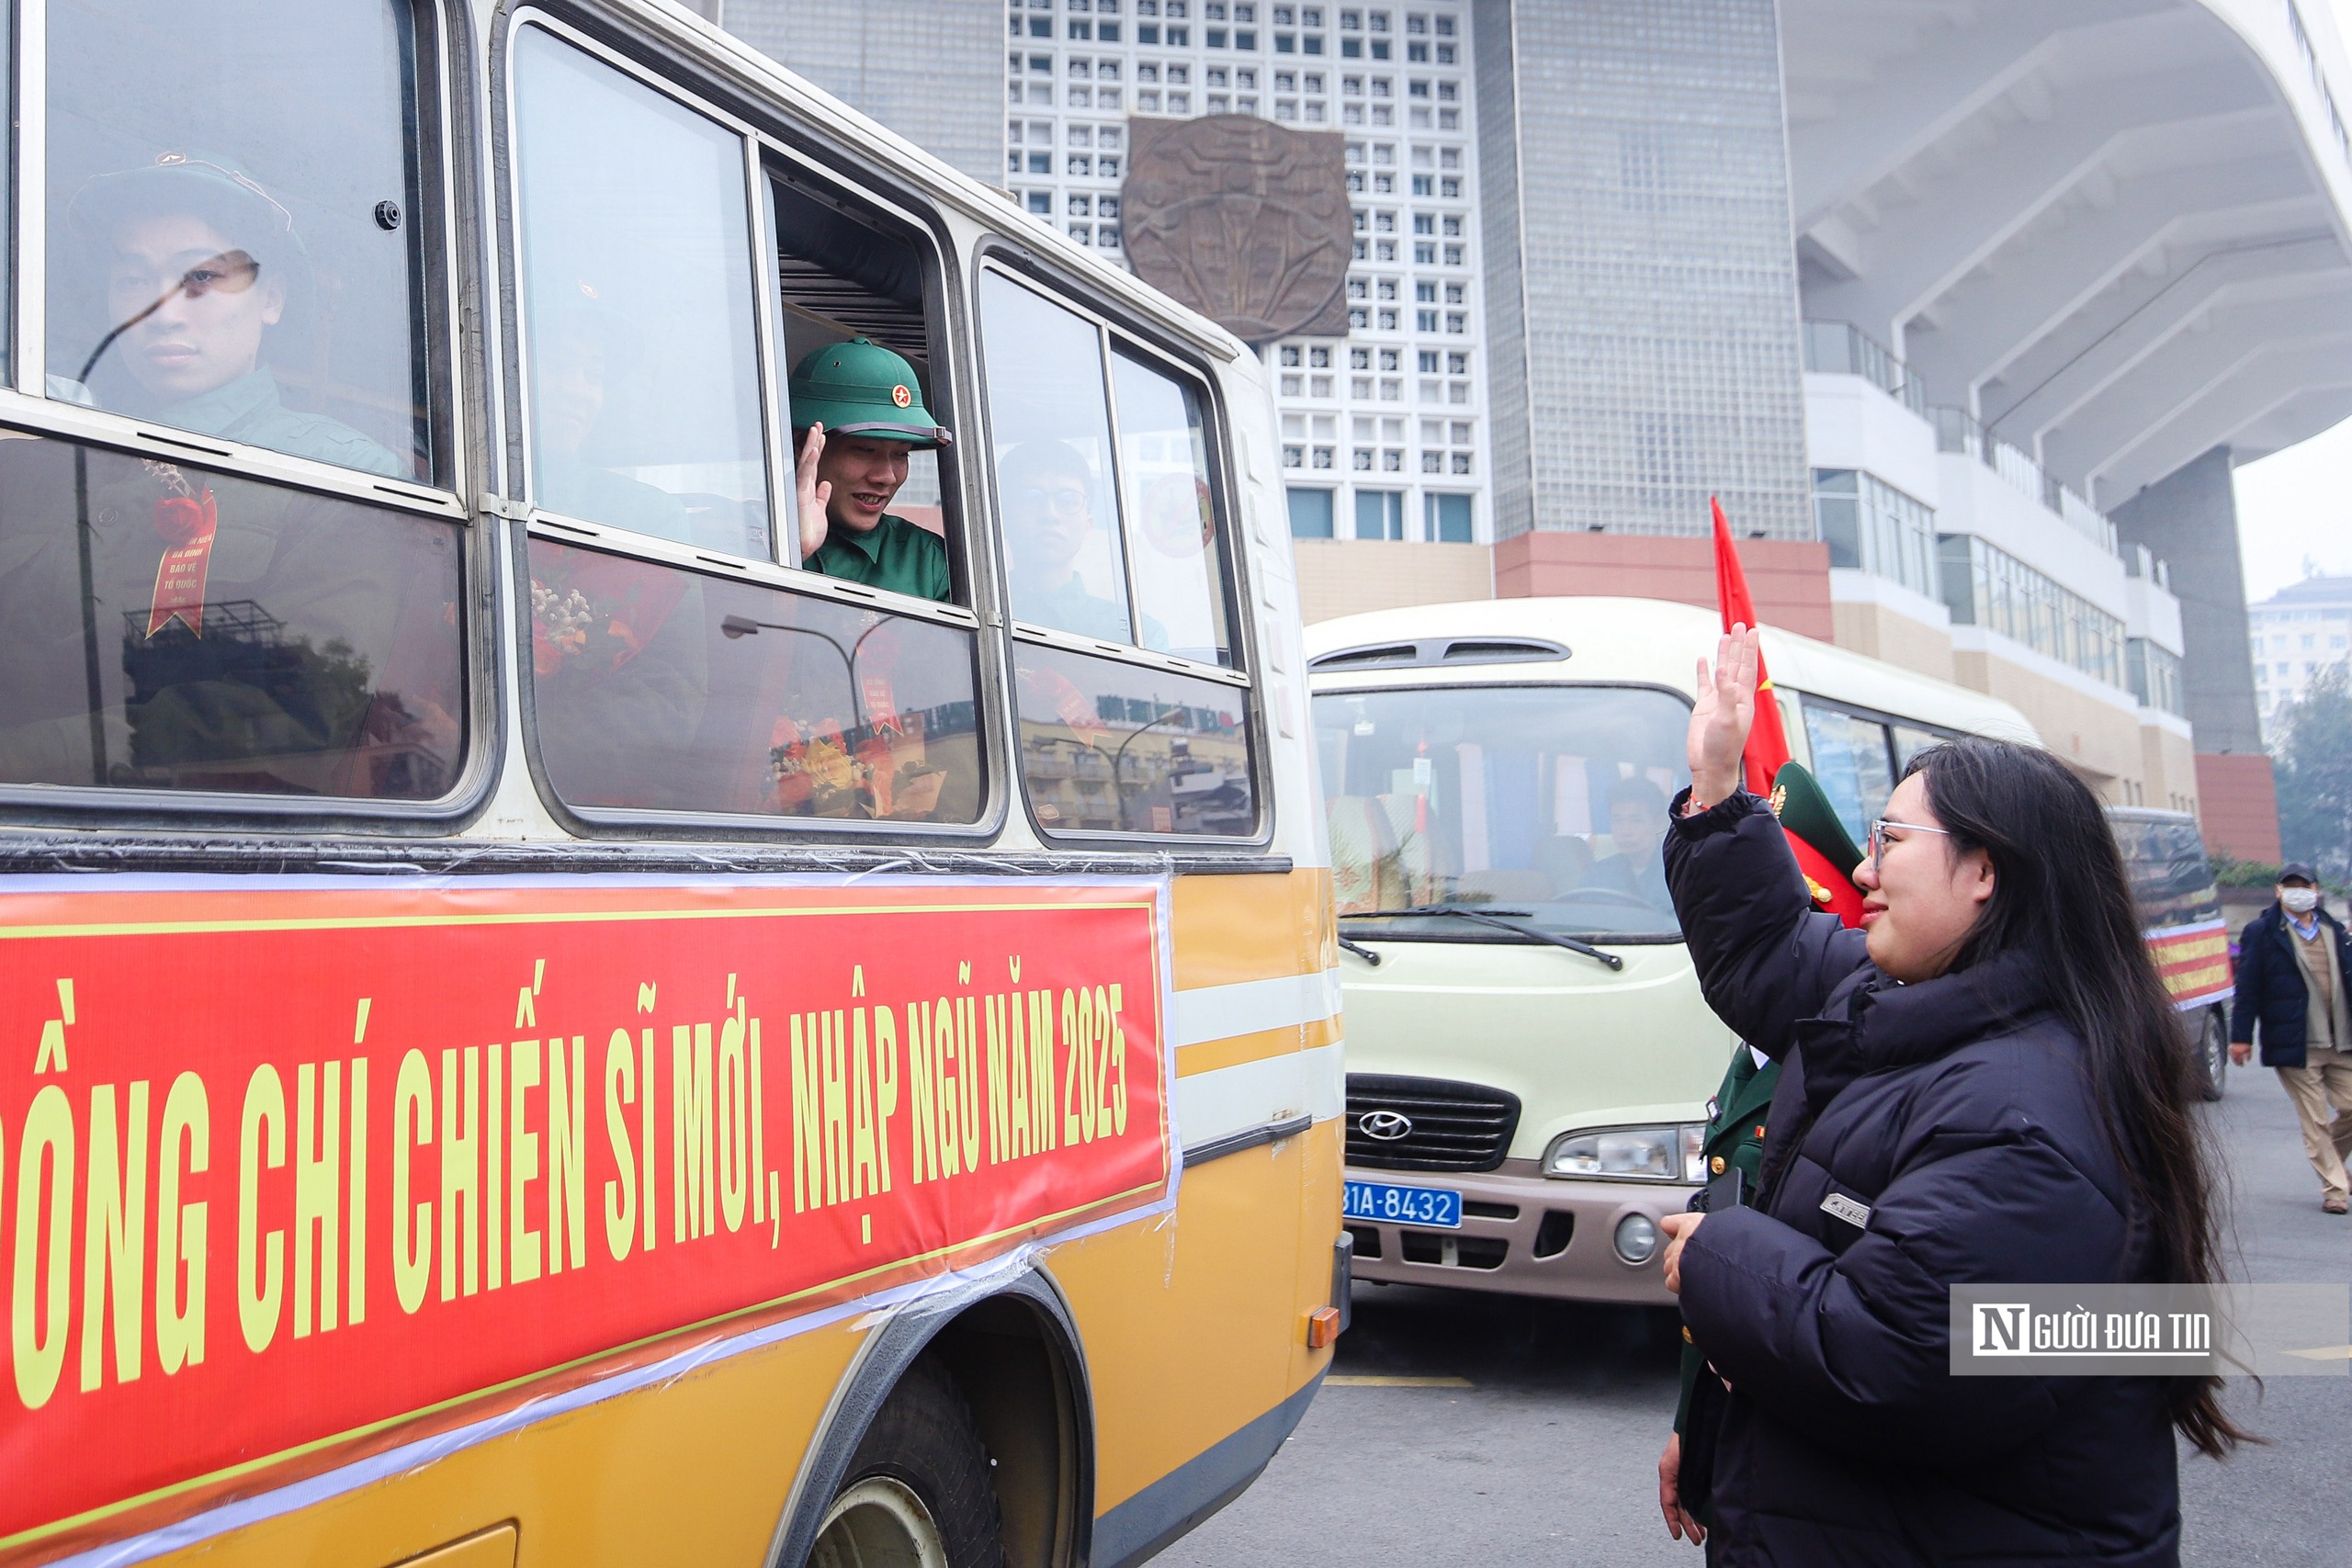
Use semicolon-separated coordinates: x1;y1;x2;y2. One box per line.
1355;489;1405;539
1939;534;2126;690
1813;469;1939;601
2127;638;2186;716
1288;487;1335;536
1425;491;1472;542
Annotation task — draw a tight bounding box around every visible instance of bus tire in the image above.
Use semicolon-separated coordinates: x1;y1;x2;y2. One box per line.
2194;1009;2226;1102
813;1356;1008;1568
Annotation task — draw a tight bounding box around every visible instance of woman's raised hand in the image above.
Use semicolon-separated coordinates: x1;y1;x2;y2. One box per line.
1687;623;1760;811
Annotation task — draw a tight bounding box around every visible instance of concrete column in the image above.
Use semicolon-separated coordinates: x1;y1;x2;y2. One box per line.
2109;446;2280;859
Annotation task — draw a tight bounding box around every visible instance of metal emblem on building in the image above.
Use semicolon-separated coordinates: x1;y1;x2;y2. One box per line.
1120;115;1351;343
1359;1110;1414;1142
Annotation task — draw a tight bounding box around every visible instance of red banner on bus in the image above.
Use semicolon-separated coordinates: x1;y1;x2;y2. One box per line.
2147;918;2233;1010
0;876;1171;1558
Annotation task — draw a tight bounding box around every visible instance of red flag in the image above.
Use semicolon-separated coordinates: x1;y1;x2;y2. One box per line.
1713;498;1865;928
1712;497;1793;795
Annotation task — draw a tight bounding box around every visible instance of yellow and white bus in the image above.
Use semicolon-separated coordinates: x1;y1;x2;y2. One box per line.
0;3;1341;1564
1306;596;2036;1306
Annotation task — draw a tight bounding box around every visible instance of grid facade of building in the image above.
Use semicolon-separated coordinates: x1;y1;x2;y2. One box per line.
721;1;1010;186
1472;0;1810;540
724;0;1491;547
1001;1;1491;547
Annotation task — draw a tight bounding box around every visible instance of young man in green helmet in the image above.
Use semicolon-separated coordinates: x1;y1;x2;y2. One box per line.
788;337;955;604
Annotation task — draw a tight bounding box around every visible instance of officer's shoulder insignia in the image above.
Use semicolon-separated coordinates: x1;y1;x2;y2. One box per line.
1770;781;1788;818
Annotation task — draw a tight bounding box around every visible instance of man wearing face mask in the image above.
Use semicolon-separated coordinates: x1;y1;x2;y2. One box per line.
2231;863;2352;1213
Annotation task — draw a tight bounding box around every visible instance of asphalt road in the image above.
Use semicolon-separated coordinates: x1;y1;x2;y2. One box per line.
1159;1057;2352;1567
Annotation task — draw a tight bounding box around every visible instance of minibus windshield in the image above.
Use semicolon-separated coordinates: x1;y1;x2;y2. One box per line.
1314;683;1692;942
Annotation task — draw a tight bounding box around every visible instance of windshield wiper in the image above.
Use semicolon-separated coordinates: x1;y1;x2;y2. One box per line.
1340;906;1625;971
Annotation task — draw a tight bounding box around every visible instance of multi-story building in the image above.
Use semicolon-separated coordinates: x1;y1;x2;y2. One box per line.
713;0;2352;857
2251;575;2352;741
722;0;1495;608
1001;3;1493;561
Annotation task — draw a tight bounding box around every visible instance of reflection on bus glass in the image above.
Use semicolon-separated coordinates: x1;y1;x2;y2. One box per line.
979;275;1136;643
1014;644;1253;836
2112;814;2224;928
528;539;981;822
1112;351;1232;666
514;28;773;558
45;0;429;479
0;430;464;797
1313;685;1691;937
1802;701;1897;841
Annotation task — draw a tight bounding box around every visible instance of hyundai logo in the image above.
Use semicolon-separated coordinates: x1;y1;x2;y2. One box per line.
1359;1110;1414;1142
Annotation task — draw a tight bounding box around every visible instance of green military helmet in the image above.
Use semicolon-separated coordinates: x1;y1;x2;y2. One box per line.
788;337;952;448
68;150;311;276
1769;761;1866;880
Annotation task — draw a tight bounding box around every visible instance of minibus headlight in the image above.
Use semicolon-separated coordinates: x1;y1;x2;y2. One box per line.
1544;1124;1708;1183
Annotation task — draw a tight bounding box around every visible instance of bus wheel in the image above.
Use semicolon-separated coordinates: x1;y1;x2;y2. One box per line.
815;1357;1007;1568
2195;1010;2227;1102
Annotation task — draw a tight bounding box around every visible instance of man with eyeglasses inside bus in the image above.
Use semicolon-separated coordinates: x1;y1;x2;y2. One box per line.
58;151;408;479
790;338;955;604
999;439;1160;646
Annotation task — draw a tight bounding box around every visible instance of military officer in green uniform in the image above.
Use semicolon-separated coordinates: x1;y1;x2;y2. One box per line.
789;338;956;603
1661;1039;1780;1543
1659;762;1865;1546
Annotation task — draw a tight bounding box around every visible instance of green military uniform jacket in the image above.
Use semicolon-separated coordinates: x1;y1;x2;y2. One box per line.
806;513;952;604
1670;1041;1781;1519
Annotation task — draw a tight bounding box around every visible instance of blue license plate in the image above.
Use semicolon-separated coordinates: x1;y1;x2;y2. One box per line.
1344;1179;1463;1229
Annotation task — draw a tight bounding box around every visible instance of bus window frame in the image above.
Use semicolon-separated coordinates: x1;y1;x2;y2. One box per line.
969;247;1272;851
1787;690;1969;781
0;0;505;834
11;0;468;498
503;10;785;564
499;9;1006;845
759;151;974;598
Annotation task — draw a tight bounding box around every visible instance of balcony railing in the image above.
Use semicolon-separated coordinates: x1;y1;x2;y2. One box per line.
1802;321;1928;415
1931;406;2119;557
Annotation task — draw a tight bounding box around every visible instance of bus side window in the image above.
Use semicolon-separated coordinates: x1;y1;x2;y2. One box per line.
44;0;435;482
1801;700;1894;841
1111;351;1233;666
0;431;465;800
771;175;960;604
526;536;984;825
513;28;772;558
978;269;1256;839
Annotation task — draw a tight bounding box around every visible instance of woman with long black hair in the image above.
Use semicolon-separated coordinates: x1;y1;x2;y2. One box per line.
1655;626;2244;1565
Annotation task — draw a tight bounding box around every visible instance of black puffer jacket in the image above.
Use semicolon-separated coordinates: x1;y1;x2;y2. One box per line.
1665;791;2178;1567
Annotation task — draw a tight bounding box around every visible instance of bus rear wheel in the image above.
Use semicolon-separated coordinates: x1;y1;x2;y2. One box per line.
814;1357;1007;1568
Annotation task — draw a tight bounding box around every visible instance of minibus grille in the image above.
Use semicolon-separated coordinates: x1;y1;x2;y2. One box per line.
1346;1075;1521;1172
